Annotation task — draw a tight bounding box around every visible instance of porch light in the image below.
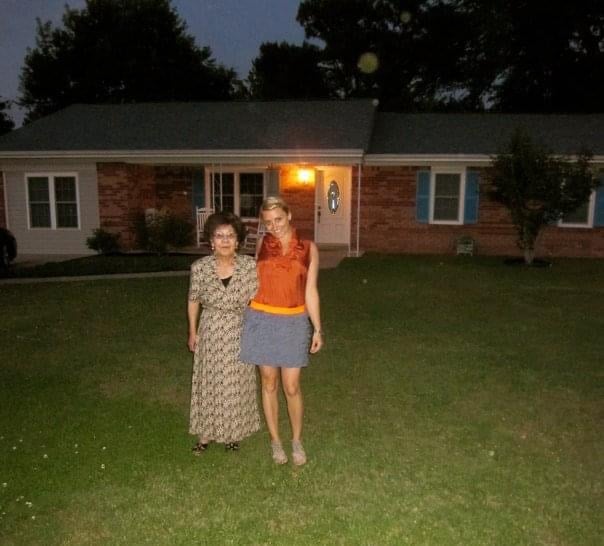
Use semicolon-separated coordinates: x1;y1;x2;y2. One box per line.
297;168;315;184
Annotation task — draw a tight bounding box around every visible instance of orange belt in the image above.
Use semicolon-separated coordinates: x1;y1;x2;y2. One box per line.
249;300;306;315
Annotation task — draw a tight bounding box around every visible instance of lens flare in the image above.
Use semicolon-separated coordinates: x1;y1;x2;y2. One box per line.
357;52;379;74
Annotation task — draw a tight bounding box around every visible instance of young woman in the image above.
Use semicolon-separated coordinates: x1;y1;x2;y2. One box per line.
240;197;323;465
187;212;260;454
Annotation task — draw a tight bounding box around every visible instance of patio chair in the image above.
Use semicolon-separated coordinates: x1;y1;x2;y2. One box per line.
242;222;266;254
196;207;214;247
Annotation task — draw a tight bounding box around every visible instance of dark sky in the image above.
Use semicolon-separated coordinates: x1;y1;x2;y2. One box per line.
0;0;307;125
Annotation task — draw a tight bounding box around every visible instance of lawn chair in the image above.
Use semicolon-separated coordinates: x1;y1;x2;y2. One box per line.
242;222;266;254
455;235;475;256
196;207;214;247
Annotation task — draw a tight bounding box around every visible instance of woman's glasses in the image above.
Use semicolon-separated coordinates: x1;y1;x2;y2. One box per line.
213;232;237;241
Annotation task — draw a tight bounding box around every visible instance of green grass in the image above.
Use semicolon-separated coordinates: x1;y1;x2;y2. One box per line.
1;254;602;545
2;253;201;278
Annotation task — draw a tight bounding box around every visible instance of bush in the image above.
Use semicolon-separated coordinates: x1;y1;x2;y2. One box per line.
86;228;121;254
132;209;193;254
133;212;150;251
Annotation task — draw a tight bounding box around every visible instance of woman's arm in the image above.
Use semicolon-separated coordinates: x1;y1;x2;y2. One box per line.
305;242;323;354
187;300;200;352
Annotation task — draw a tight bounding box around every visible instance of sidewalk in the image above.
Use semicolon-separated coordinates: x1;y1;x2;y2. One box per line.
1;246;351;285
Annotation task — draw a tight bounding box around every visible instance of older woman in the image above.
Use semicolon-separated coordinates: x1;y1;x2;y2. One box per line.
240;197;323;465
187;212;260;453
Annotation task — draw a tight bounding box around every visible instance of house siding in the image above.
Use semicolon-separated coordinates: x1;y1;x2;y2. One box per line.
0;172;7;228
3;160;601;258
2;162;99;254
354;165;604;258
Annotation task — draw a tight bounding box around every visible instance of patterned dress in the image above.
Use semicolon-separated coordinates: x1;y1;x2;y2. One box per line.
188;254;261;443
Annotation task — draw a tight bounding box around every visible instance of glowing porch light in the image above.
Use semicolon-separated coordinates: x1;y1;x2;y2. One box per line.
297;168;315;184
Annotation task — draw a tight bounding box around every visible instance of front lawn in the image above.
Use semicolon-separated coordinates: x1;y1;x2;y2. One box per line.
3;253;201;278
0;255;602;545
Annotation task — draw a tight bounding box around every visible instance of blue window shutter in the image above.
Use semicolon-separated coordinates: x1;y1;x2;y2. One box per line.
266;168;280;196
416;170;430;223
594;175;604;227
192;168;205;214
464;171;480;224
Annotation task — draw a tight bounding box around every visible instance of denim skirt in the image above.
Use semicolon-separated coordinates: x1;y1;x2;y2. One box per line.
240;307;312;368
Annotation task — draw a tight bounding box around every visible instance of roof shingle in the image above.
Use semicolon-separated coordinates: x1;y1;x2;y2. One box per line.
0;100;377;152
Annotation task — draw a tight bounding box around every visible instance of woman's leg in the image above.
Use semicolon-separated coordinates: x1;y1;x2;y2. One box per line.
259;365;281;442
281;367;303;442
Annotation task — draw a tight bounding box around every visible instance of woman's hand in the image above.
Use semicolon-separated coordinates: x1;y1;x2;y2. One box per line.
187;332;197;353
309;331;323;353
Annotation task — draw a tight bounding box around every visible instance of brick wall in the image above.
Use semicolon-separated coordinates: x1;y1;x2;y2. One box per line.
279;165;315;240
97;163;195;249
95;162;602;257
154;166;194;218
354;166;604;258
0;172;6;228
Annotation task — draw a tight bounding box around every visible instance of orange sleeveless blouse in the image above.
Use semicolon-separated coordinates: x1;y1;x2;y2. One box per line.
252;229;311;309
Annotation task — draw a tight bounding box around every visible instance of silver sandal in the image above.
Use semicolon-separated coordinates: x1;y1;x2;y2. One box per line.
271;441;288;465
291;440;307;466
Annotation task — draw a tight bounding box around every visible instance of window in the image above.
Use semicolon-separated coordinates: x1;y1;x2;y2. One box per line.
433;173;461;222
559;191;595;227
26;174;79;229
212;173;235;213
416;168;479;225
28;177;51;227
239;173;264;217
210;170;265;218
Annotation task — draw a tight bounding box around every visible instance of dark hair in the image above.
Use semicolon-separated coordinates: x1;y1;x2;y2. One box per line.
203;212;247;244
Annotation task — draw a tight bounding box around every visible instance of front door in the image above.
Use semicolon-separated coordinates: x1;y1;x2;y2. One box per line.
315;166;350;245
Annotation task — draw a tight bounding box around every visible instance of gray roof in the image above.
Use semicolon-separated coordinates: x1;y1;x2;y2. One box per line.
1;102;602;158
0;100;377;152
368;113;604;155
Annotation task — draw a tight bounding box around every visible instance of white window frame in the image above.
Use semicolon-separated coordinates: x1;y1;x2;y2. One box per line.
206;168;266;220
430;167;467;225
558;190;596;228
25;173;81;230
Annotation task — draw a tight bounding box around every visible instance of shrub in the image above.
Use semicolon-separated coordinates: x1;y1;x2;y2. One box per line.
132;212;150;251
132;209;193;254
86;228;121;254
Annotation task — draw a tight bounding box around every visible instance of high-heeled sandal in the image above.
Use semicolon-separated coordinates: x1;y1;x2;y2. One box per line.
291;440;307;466
192;442;209;455
271;441;288;464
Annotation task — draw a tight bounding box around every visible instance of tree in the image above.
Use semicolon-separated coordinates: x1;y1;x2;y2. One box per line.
296;0;495;110
0;98;15;134
295;0;604;112
434;0;604;112
489;128;598;264
19;0;236;122
296;0;445;109
248;41;333;99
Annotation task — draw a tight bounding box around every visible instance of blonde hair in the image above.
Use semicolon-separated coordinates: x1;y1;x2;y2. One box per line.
261;196;290;214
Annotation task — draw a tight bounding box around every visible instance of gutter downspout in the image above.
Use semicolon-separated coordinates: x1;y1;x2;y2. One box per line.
355;162;361;257
1;171;9;229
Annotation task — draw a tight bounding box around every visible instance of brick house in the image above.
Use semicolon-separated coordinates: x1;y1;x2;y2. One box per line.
0;100;602;258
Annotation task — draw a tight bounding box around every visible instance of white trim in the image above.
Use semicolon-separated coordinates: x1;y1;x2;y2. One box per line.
364;154;604;167
356;163;361;256
24;172;80;230
558;190;596;228
3;151;603;171
1;171;8;229
366;154;490;166
0;149;365;165
429;166;467;225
